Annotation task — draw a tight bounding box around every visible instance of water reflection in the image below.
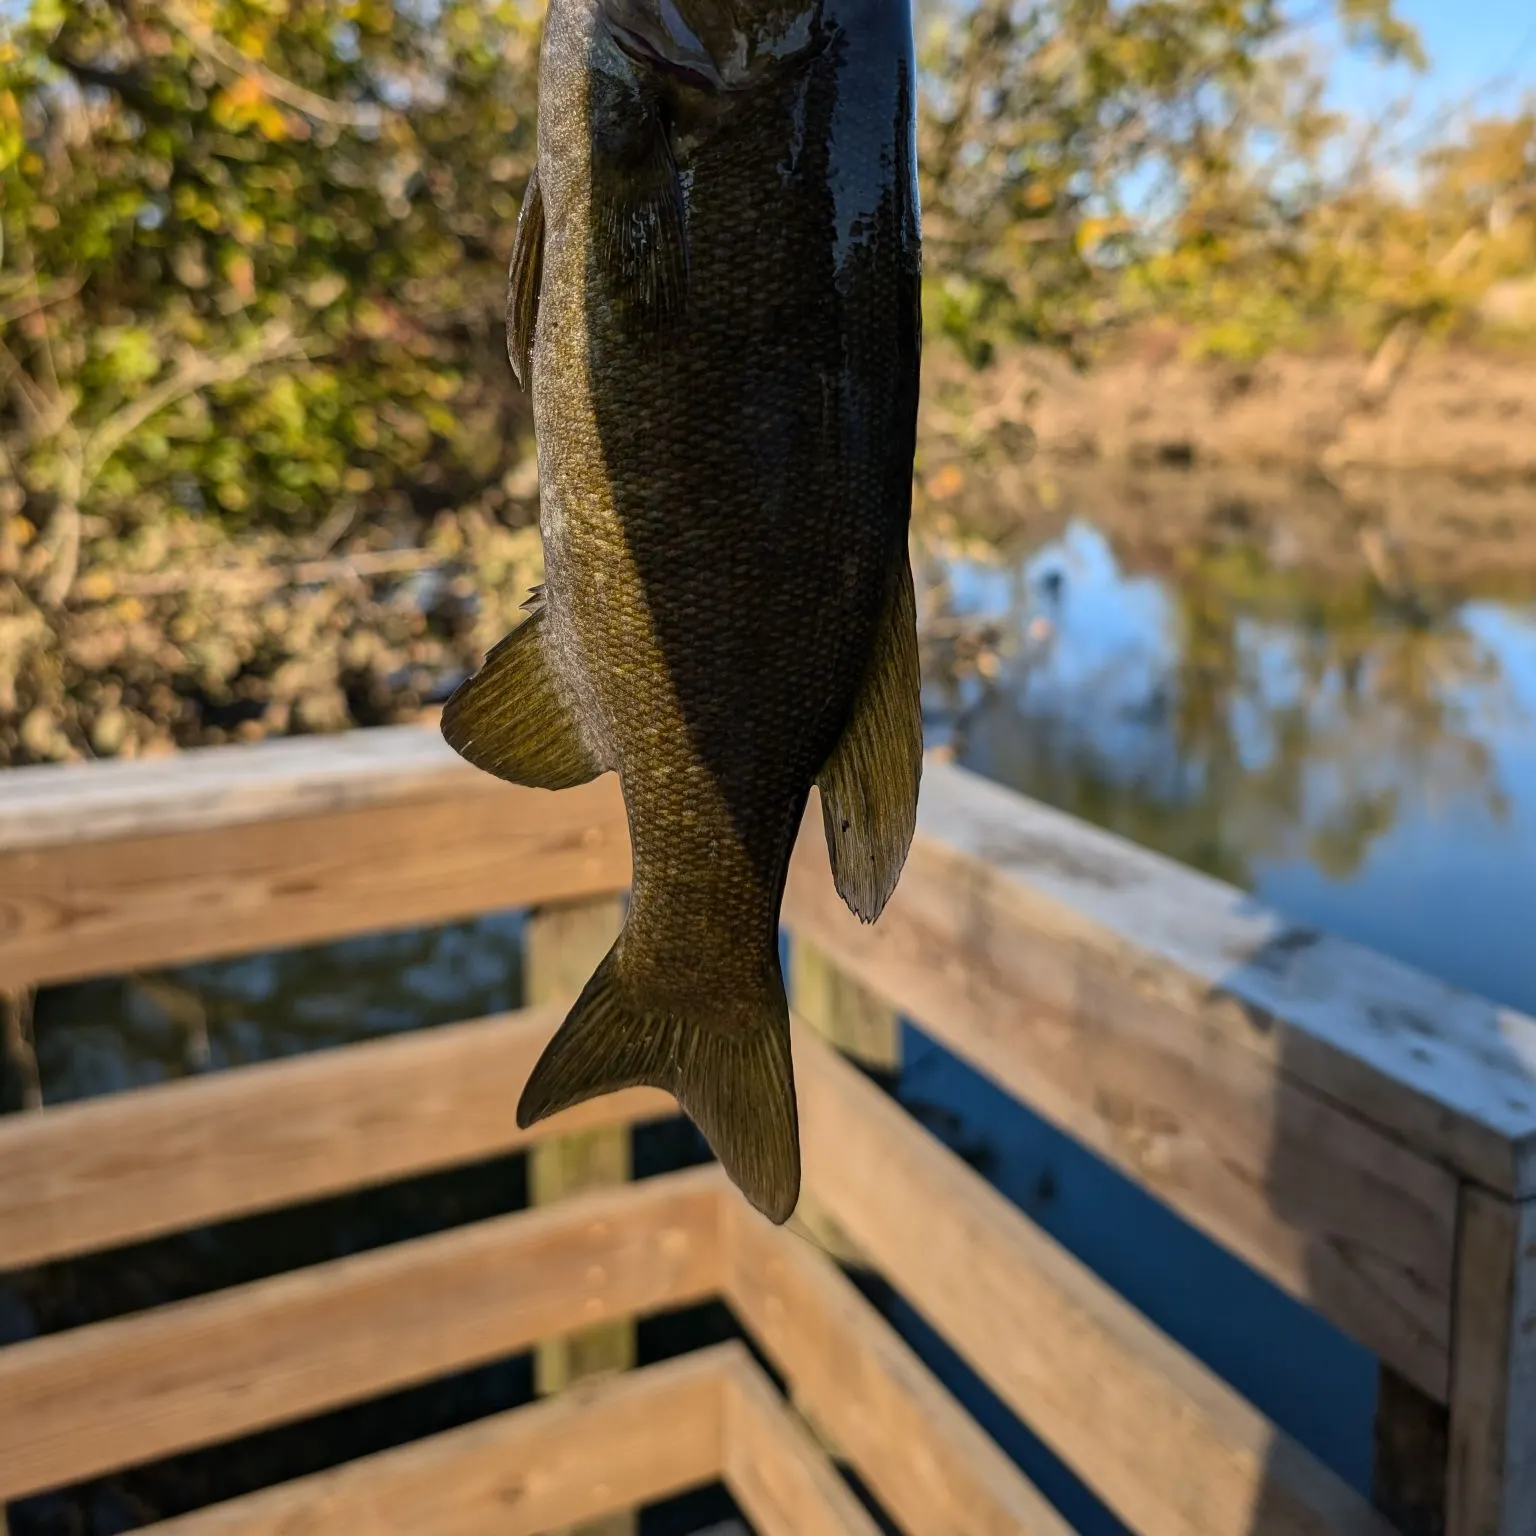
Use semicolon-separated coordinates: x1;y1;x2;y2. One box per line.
30;915;526;1109
925;521;1536;1015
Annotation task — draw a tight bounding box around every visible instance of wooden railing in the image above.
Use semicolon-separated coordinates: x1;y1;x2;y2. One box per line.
1;723;1533;1536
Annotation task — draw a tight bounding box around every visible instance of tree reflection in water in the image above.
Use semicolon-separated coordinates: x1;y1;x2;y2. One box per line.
923;520;1522;891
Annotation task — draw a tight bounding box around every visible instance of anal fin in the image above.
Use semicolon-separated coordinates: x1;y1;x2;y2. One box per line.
441;604;604;790
818;553;923;923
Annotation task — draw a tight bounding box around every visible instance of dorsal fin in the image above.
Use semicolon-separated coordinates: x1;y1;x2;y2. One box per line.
506;166;545;390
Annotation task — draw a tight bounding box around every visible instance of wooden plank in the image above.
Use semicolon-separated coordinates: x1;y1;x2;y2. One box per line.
135;1346;734;1536
0;1004;675;1271
784;774;1461;1398
526;894;635;1536
786;939;897;1269
725;1198;1072;1536
1371;1366;1448;1536
790;1021;1393;1536
0;722;474;853
5;730;1516;1389
11;730;1530;1188
1446;1187;1536;1536
0;772;630;991
720;1354;883;1536
798;761;1536;1192
0;1166;724;1502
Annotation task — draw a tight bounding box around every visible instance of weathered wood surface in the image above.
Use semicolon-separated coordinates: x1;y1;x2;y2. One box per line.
0;771;630;991
1370;1367;1448;1536
727;1198;1072;1536
137;1346;730;1536
800;761;1536;1197
8;728;1531;1393
12;729;1531;1183
792;1021;1393;1536
526;894;635;1536
0;1167;722;1502
720;1351;883;1536
784;773;1466;1398
0;723;475;852
0;1004;675;1271
785;936;897;1268
1446;1188;1536;1536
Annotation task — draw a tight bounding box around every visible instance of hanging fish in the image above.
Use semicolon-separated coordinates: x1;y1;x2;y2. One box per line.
444;0;923;1223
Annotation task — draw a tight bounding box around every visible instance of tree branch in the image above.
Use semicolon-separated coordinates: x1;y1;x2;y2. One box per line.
159;0;385;130
81;321;316;480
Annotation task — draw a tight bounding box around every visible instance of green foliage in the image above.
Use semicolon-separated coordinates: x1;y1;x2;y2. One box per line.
2;0;1530;559
2;0;542;548
917;0;1535;361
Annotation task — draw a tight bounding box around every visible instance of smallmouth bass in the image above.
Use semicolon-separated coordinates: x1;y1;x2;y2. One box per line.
444;0;922;1222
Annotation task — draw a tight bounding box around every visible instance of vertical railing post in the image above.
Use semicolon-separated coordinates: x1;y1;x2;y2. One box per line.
787;936;901;1263
1371;1365;1448;1536
785;934;901;1458
1;987;40;1113
525;893;634;1536
1444;1186;1536;1536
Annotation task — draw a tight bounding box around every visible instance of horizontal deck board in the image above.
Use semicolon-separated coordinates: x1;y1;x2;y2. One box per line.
727;1198;1071;1535
0;1003;674;1271
0;766;630;992
5;727;1526;1397
720;1353;883;1536
783;783;1463;1397
0;1167;722;1502
792;1023;1393;1536
137;1345;732;1536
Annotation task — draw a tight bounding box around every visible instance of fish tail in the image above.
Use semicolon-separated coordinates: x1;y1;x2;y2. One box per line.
517;938;800;1224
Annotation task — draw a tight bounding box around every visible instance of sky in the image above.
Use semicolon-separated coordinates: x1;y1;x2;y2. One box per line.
1317;0;1536;133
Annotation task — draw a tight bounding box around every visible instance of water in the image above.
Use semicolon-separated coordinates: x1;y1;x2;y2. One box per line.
8;506;1536;1532
929;519;1536;1016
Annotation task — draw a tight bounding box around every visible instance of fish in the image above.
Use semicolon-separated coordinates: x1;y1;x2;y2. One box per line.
442;0;923;1223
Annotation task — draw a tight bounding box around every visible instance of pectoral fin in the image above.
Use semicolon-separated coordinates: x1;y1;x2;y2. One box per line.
506;167;545;390
592;116;689;332
441;602;604;790
818;555;923;923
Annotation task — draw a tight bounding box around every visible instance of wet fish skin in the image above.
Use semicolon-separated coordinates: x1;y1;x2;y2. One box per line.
443;0;922;1223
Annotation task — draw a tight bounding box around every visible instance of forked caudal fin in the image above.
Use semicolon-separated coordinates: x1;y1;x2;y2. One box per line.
517;941;801;1224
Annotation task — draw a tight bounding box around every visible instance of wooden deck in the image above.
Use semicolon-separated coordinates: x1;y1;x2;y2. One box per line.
1;723;1533;1534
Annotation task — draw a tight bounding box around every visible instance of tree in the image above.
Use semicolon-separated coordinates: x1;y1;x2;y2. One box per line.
914;0;1424;360
2;0;542;588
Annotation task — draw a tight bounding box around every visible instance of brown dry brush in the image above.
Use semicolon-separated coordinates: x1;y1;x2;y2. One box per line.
0;498;545;766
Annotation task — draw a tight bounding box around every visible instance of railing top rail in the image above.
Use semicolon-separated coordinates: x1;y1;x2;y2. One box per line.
906;763;1536;1193
0;721;482;853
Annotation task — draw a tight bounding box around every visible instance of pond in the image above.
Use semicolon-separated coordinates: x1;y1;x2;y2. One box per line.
7;494;1536;1534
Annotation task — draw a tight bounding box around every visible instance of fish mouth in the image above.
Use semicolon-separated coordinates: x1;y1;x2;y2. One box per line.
599;0;732;92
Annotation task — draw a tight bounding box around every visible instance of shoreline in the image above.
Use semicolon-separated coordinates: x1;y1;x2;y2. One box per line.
921;344;1536;483
916;346;1536;593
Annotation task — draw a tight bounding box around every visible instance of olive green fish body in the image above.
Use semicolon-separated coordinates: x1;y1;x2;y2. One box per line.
444;0;922;1222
